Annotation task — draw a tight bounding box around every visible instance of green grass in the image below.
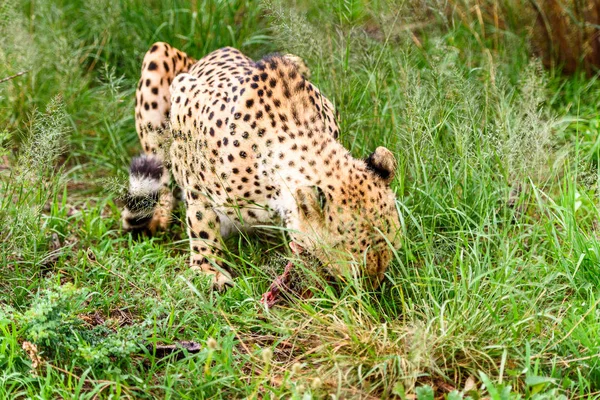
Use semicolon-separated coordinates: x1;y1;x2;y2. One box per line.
2;0;600;398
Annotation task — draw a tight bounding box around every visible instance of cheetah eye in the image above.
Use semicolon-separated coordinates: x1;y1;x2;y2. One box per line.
314;186;326;210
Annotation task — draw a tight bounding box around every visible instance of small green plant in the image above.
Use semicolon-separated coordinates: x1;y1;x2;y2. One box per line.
9;283;142;367
416;385;435;400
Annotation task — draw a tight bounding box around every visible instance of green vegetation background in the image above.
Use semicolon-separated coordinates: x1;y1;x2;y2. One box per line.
1;0;600;398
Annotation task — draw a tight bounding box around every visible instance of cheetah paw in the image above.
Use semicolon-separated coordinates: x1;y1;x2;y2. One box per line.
211;271;235;291
191;265;234;290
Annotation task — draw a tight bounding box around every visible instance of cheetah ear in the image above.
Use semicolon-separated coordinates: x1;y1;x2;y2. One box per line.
366;147;397;185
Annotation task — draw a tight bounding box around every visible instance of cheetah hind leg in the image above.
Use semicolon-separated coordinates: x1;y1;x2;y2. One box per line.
282;54;311;79
124;42;196;235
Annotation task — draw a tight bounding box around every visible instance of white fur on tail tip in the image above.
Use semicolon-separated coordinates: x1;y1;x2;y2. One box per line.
129;175;162;197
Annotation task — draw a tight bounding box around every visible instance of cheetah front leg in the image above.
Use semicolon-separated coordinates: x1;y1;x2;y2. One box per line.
185;193;234;289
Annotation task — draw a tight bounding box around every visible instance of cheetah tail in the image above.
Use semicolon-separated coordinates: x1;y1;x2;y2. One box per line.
121;154;164;232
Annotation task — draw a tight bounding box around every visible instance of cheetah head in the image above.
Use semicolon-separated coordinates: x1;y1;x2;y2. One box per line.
290;147;401;286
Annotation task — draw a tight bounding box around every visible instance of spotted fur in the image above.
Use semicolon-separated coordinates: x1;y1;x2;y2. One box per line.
123;42;401;289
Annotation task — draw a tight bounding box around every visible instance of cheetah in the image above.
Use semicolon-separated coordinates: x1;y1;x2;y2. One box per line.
122;42;401;294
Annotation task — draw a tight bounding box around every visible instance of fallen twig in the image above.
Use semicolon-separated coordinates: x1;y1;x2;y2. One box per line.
146;341;201;359
0;70;30;84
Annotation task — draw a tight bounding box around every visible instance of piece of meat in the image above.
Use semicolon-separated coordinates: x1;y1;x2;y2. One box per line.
261;261;294;308
261;242;307;308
